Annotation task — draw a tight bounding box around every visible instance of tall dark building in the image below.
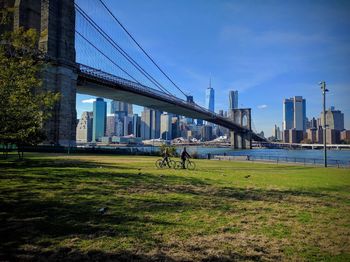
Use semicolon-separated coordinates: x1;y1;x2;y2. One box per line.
228;90;238;109
93;98;107;142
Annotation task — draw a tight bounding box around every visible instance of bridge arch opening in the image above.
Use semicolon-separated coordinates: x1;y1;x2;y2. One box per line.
242;114;248;127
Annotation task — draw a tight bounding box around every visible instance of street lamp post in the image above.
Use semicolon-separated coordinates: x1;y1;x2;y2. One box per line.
319;81;328;168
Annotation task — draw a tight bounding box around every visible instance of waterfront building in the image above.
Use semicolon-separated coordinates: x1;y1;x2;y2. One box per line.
213;126;222;138
187;125;201;140
288;129;304;143
151;110;161;139
201;125;213;141
172;116;180;138
111;100;133;115
283;98;294;131
326;129;340;144
76;111;93;143
127;104;133;115
106;115;116;137
316;127;323;144
314;127;340;144
132;114;141;137
111;100;127;114
140;108;161;140
114;111;127;137
283;130;289;144
283;96;306;142
124;115;133;136
205;79;215;113
196;119;204;126
341;130;350;142
92;98;107;142
160;113;173;140
307;117;317;129
218;110;224;116
111;136;142;144
228;90;238;110
306;128;317;143
101;136;111;144
272;124;282;141
320;107;344;131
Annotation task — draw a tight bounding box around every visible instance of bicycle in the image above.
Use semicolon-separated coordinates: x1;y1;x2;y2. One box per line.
155;158;176;169
174;159;196;170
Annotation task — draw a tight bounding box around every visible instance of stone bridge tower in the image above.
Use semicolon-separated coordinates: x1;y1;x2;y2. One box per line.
0;0;77;146
228;108;252;149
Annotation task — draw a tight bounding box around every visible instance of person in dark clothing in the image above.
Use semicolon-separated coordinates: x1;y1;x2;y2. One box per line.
180;147;191;169
161;147;171;167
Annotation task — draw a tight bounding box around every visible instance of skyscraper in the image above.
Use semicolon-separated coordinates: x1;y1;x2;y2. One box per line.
93;98;107;142
114;111;127;136
106;115;116;137
283;96;306;132
132;114;141;137
160;113;173;140
205;79;215;112
320;107;344;131
272;124;281;141
76;111;93;142
140;108;161;140
124;115;133;136
111;100;133;115
228;90;238;109
283;99;294;131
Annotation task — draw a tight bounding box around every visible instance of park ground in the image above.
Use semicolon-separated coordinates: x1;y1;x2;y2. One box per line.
0;153;350;261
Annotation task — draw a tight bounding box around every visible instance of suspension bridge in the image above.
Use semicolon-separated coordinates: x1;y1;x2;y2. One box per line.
0;0;266;147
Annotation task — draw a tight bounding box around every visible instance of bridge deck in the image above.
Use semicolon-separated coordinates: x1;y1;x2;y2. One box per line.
77;64;265;141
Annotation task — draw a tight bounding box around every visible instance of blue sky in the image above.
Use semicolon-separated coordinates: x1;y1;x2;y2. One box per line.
76;0;350;137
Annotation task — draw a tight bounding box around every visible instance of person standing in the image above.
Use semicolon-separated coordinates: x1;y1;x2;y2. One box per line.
161;147;170;167
180;147;191;169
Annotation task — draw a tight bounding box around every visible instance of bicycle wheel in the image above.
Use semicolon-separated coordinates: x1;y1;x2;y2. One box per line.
174;161;183;169
186;160;196;170
155;159;164;168
169;160;176;168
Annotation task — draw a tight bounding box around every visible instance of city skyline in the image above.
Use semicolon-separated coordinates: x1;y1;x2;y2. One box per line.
76;0;350;137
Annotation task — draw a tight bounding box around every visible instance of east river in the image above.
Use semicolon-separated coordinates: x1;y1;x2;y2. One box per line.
176;147;350;167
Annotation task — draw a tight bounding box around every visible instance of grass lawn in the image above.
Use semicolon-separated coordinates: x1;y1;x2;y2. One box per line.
1;153;350;261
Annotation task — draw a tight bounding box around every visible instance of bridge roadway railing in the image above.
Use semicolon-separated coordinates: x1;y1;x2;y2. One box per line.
78;64;265;141
78;63;216;114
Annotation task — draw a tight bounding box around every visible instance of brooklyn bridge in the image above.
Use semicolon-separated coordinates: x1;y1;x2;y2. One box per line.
0;0;266;148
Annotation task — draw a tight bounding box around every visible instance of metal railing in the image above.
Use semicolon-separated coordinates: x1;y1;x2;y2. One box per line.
78;63;216;115
212;154;350;168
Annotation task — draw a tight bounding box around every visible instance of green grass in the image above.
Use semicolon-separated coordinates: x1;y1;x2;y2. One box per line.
0;153;350;261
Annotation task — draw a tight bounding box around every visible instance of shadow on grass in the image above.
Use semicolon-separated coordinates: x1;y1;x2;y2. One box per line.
0;157;132;170
0;156;348;261
9;247;264;262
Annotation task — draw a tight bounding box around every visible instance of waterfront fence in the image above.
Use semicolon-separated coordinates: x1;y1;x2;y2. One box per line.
212;154;350;168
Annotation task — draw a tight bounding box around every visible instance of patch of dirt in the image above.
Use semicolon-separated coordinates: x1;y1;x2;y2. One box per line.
159;232;287;261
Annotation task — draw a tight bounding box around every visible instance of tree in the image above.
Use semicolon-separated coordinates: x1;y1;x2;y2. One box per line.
300;138;312;144
160;144;177;157
0;28;59;158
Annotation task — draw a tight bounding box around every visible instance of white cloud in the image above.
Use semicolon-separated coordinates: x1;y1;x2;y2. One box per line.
81;98;96;104
258;104;268;109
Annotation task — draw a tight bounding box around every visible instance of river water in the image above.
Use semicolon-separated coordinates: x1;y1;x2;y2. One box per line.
177;146;350;166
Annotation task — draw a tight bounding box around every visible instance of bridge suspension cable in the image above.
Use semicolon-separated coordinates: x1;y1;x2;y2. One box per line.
75;31;140;84
98;0;188;98
75;3;173;97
